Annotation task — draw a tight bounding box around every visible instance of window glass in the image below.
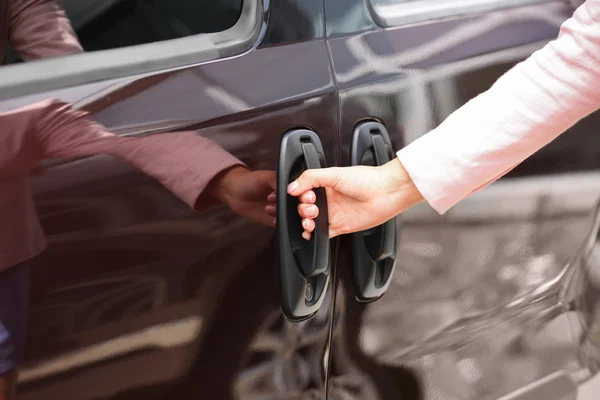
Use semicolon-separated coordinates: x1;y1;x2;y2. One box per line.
70;0;243;52
5;0;243;63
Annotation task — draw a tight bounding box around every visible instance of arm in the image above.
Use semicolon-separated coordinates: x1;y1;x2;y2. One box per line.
397;0;600;214
9;0;82;60
287;0;600;239
0;99;244;209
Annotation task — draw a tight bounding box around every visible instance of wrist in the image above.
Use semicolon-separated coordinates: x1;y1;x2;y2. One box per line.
382;157;424;212
206;165;249;205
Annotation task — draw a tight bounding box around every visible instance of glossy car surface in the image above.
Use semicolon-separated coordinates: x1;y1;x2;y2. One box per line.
1;0;599;399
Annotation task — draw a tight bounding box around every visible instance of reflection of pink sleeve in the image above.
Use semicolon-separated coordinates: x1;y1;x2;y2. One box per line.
9;0;82;60
0;99;244;208
398;0;600;214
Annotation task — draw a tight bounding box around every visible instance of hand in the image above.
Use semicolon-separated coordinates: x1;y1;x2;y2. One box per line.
207;166;277;227
287;158;424;239
31;165;47;177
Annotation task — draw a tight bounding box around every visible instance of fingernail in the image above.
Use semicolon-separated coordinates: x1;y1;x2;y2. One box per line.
287;181;299;193
306;205;317;217
302;220;309;229
302;232;310;240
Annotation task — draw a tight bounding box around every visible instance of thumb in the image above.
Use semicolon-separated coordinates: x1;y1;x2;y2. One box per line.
287;167;341;195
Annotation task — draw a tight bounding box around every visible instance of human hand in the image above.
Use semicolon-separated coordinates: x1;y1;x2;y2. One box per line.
207;166;277;227
31;165;47;177
287;158;424;239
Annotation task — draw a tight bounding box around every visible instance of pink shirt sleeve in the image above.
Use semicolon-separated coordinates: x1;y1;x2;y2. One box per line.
397;0;600;214
0;99;244;208
9;0;83;60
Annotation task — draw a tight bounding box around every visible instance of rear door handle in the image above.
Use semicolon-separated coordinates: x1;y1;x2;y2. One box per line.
350;121;398;301
277;129;330;321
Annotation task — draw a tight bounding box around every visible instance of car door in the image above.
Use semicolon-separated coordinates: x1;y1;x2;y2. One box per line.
0;0;339;399
324;0;600;399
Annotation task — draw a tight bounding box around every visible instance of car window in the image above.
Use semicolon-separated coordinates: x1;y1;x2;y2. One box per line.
368;0;554;28
70;0;243;52
5;0;243;63
0;0;262;99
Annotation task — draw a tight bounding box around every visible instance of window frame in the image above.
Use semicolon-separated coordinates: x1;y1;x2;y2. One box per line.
367;0;558;28
0;0;264;101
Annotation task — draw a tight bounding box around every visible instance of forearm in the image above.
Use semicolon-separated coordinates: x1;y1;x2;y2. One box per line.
111;134;245;209
0;99;129;179
10;0;82;60
36;100;245;208
1;99;245;209
397;0;600;214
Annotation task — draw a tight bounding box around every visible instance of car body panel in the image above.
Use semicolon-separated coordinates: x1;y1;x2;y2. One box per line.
324;0;600;399
3;0;600;399
1;0;339;399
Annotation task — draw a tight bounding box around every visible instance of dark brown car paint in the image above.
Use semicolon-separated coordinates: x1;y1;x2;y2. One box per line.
326;1;600;399
1;0;599;399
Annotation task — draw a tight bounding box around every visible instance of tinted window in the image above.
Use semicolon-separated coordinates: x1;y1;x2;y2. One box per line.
5;0;242;63
67;0;243;52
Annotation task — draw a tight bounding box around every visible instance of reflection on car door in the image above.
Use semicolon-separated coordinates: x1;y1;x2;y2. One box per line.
0;0;340;399
325;0;600;399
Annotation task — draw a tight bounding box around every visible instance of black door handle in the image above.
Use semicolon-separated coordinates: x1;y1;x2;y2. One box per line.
350;121;398;302
277;129;330;321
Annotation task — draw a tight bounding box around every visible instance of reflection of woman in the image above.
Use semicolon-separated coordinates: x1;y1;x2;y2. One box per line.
0;2;275;399
1;3;84;398
290;0;600;239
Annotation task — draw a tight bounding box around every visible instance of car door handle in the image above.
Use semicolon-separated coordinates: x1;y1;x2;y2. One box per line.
277;128;330;321
349;121;398;302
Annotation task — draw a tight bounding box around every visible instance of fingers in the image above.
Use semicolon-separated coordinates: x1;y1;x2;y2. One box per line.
298;204;318;241
287;168;341;196
267;171;277;191
299;190;316;204
298;203;319;219
267;180;319;240
265;204;276;217
256;214;277;228
264;203;276;228
268;189;315;204
302;218;315;233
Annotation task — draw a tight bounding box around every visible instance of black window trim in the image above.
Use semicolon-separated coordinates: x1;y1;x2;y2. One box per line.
0;0;264;101
368;0;559;28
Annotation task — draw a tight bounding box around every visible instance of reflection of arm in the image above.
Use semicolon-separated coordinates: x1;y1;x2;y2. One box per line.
0;99;244;208
397;0;600;214
9;0;82;60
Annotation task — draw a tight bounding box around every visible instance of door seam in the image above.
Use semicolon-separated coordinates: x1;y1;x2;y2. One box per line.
321;0;343;397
